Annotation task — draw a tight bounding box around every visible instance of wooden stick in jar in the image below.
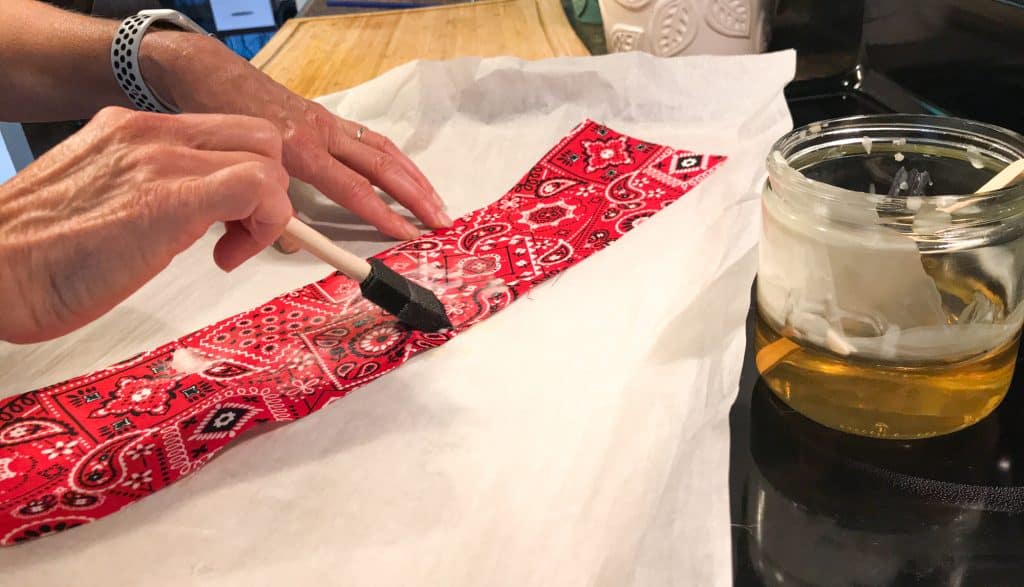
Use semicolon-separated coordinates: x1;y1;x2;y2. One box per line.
939;159;1024;214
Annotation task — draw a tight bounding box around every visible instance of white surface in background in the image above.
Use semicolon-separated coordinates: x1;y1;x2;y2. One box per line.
0;51;794;586
210;0;276;31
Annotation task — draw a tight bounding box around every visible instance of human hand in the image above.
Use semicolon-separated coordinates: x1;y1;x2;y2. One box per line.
0;107;292;343
142;31;450;243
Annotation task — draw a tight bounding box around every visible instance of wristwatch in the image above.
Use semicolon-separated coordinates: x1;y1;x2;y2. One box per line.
111;9;212;114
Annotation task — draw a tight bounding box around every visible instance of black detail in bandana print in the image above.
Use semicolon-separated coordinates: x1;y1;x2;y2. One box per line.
556;151;581;167
586;230;610;249
61;491;99;509
72;433;141;491
10;519;86;543
186;403;259;442
199;408;248;435
616;210;656;234
202;362;252;379
17;495;57;517
0;394;37;424
0;418;74;448
674;155;702;172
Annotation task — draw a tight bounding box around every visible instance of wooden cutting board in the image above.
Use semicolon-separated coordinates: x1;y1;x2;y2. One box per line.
252;0;590;98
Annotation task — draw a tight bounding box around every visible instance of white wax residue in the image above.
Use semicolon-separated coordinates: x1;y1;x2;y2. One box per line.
893;138;907;146
899;181;909;191
825;328;855;356
894;152;905;162
861;136;872;154
170;348;211;374
809;123;822;134
912;204;952;233
967;145;985;169
878;325;902;360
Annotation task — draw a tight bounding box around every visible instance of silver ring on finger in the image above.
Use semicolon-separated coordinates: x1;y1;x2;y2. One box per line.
355;126;366;142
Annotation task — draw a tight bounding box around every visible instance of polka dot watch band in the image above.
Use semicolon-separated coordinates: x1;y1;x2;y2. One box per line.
111;10;210;114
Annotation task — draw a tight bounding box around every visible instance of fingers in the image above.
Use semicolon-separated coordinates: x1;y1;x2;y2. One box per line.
305;150;422;240
180;158;293;271
335;118;440;198
323;116;450;228
273;213;302;254
126;108;450;245
199;159;290;221
326;132;451;230
214;221;265;272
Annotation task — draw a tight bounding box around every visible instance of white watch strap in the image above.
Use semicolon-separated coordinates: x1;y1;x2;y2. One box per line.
111;10;209;114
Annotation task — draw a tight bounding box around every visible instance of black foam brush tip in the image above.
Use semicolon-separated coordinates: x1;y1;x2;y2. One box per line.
359;258;453;332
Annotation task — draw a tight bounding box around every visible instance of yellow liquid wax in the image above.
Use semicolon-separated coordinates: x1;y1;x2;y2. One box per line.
754;312;1018;439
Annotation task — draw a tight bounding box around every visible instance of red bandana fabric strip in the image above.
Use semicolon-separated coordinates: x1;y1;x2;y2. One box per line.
0;120;724;545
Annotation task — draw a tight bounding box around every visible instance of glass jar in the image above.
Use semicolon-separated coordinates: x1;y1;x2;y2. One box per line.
756;114;1024;439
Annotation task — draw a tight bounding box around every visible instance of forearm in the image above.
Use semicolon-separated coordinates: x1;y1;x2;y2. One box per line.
0;0;129;121
0;0;224;123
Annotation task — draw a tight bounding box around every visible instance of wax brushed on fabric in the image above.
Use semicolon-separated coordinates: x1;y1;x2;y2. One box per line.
0;50;794;586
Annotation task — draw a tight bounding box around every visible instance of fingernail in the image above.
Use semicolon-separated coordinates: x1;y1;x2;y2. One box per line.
273;239;300;254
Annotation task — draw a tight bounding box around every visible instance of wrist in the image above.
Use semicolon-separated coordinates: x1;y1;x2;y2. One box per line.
138;29;225;112
0;183;41;343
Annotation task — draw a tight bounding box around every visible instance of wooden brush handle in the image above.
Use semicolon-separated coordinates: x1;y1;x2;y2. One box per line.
283;217;372;282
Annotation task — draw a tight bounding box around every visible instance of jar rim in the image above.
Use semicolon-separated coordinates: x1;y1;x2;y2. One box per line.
766;114;1024;237
768;114;1024;200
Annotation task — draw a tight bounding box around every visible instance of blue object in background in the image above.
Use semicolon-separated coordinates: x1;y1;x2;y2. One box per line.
161;0;216;31
0;145;17;185
161;0;291;60
223;31;278;59
0;123;33;185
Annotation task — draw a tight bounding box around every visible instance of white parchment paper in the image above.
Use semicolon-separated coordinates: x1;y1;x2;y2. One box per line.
0;50;794;586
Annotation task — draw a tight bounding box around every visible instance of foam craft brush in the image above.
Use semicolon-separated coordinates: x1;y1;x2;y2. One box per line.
282;217;453;332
